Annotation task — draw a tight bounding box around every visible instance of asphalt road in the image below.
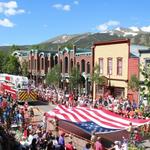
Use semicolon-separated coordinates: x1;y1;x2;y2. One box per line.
27;100;56;112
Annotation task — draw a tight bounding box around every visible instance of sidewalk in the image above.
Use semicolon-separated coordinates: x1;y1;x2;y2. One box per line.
30;107;44;126
142;139;150;150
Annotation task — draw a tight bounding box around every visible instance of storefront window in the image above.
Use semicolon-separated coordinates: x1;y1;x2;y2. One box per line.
99;58;103;74
41;58;44;70
65;57;68;73
81;59;85;72
117;58;123;75
107;58;112;75
87;62;90;74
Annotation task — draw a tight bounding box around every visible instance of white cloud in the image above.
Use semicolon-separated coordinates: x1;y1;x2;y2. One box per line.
52;4;62;9
3;1;17;9
63;5;71;11
74;1;79;5
141;26;150;32
4;8;25;16
52;3;71;11
96;20;120;32
0;18;14;27
0;1;25;16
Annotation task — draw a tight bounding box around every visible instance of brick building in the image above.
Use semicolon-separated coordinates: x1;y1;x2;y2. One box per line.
28;46;92;95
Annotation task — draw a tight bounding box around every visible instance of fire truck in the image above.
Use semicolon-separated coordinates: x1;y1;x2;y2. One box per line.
0;74;37;102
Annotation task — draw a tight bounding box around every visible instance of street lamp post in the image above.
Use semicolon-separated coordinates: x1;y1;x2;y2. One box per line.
108;74;111;87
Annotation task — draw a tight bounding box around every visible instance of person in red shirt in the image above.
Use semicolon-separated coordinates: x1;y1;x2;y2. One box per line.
94;137;103;150
2;99;7;109
65;141;74;150
69;93;74;107
134;130;142;142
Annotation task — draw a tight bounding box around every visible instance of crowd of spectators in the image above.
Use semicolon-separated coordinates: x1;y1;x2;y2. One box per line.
36;85;150;120
0;85;149;150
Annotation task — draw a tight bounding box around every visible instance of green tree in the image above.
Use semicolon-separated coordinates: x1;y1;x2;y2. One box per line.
30;44;42;50
3;56;21;75
69;66;80;91
9;44;20;54
141;64;150;104
61;44;73;49
21;60;29;77
91;64;107;86
0;51;6;72
46;65;61;88
128;74;139;91
91;64;107;95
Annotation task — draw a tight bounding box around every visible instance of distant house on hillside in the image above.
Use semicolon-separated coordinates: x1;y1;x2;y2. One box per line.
12;50;30;67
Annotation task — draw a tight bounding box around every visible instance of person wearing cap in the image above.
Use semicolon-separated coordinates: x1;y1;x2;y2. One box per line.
94;136;103;150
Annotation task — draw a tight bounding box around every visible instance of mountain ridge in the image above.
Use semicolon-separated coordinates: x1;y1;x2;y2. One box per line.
1;27;150;51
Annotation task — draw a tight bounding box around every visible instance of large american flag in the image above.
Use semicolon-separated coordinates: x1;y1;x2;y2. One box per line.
45;105;150;134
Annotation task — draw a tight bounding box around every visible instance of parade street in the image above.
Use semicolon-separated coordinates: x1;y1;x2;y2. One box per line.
29;100;150;150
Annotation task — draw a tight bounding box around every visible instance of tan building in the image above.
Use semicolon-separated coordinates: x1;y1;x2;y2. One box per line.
12;50;30;66
92;39;139;101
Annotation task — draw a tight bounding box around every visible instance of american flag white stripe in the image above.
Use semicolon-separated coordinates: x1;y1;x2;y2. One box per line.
84;107;129;127
99;107;149;126
78;107;149;126
59;106;88;122
93;108;130;125
75;107;122;129
55;105;81;122
78;107;127;128
56;108;78;122
47;111;69;120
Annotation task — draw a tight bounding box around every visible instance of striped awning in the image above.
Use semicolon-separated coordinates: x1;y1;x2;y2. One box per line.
45;105;150;134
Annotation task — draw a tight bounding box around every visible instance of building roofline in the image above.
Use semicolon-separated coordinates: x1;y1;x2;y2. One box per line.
139;49;150;53
93;39;130;46
130;53;139;58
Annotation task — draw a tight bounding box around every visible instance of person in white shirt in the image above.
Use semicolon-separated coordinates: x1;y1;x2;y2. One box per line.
121;137;128;150
109;141;122;150
26;132;34;146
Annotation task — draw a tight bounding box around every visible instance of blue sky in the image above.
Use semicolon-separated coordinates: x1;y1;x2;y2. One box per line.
0;0;150;45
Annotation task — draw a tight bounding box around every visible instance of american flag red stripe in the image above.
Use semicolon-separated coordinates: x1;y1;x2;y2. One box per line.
77;107;127;128
75;107;122;129
85;108;128;127
59;105;88;122
101;107;149;125
45;105;150;130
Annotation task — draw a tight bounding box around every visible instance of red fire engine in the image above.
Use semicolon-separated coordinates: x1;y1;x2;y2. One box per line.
0;74;37;102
